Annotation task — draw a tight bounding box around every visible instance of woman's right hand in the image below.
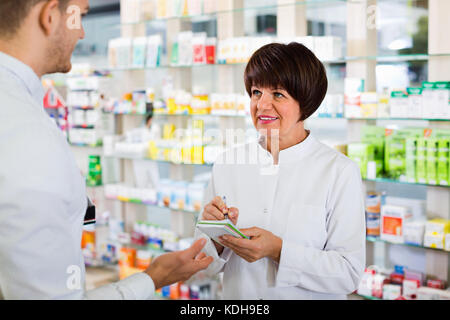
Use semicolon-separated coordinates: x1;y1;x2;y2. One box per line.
202;196;239;254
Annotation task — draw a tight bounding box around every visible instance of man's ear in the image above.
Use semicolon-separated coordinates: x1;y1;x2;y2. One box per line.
38;0;61;36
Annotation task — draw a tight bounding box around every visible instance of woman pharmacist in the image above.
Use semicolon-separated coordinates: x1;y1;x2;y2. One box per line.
195;42;366;299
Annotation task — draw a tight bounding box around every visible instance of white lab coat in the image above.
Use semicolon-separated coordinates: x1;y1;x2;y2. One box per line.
195;133;366;299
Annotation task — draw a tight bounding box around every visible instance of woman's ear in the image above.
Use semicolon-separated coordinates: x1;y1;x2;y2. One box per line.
38;0;61;36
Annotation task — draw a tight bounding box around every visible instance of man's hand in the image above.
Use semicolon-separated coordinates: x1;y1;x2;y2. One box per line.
144;238;213;289
219;227;282;263
201;196;239;255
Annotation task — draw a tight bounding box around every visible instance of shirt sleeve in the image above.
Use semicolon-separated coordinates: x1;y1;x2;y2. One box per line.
84;273;155;300
0;122;154;300
193;171;232;277
275;162;366;295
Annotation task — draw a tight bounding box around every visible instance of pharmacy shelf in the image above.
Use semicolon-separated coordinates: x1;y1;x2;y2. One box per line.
108;112;450;122
116;0;348;27
366;237;449;254
104;154;213;167
69;142;103;148
105;54;450;72
106;195;200;216
115;0;430;28
345;117;450;122
363;177;450;189
109;111;248;118
355;294;382;300
71;106;97;110
71;125;96;129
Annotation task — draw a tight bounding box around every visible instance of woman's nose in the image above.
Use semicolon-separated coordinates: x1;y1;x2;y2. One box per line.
257;92;273;110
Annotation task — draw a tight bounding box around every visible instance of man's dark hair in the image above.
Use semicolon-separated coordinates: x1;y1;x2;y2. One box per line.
244;42;328;121
0;0;70;39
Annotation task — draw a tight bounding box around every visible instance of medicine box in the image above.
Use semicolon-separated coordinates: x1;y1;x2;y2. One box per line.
425;218;450;235
426;138;438;185
437;139;449;185
416;138;427;183
380;204;412;243
382;284;402;300
405;138;417;183
424;233;445;250
390;91;408;118
403;221;425;246
403;279;420;300
421;82;435;119
434;81;449;119
347;143;375;179
407;87;423;119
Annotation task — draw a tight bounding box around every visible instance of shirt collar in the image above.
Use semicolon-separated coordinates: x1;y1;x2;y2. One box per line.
0;51;45;107
257;130;316;165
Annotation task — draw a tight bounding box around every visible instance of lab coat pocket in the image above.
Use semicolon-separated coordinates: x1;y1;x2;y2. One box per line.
285;204;327;248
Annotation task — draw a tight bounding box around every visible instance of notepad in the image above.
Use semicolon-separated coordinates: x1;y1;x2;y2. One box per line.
196;219;249;245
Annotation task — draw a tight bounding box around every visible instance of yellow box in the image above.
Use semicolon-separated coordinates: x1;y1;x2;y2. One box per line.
425;219;450;235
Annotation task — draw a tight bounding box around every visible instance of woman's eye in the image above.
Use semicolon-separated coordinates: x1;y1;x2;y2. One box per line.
274;92;284;98
252;90;262;96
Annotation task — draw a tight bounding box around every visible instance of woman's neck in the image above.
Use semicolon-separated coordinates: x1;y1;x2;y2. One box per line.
263;129;309;164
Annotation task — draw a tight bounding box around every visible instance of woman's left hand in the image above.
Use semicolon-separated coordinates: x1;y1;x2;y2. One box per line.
219;227;282;263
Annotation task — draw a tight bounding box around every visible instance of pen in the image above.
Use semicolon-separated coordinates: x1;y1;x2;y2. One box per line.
222;196;229;220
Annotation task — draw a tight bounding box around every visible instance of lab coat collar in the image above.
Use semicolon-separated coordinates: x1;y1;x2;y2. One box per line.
0;51;45;107
257;130;316;165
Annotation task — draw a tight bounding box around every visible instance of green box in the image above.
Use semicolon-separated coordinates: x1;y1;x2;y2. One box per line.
405;138;417;183
361;126;385;174
87;155;102;186
437;139;449;186
384;128;423;179
348;143;375;179
416;138;427;184
426;138;438;185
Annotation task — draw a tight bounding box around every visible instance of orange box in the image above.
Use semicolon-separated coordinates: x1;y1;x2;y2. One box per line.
119;247;136;268
170;282;180;300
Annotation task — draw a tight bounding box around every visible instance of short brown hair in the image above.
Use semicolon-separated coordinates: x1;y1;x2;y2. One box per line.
0;0;70;38
244;42;328;121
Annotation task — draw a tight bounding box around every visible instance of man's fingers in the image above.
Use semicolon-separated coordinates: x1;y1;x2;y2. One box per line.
192;256;214;271
184;238;207;259
195;252;207;260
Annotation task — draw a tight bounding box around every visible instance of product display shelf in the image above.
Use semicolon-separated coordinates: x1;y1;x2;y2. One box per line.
108;111;248;118
363;177;450;189
346;117;450;122
117;0;348;27
120;242;169;255
106;195;200;216
366;237;450;254
69;142;103;148
72;106;97;110
104;153;213;167
105;53;450;73
354;293;381;300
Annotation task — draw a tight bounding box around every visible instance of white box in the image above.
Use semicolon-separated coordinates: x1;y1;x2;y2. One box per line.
403;221;425;246
382;284;402;300
402;279;420;300
380;205;413;243
390;91;409;118
407;88;423;119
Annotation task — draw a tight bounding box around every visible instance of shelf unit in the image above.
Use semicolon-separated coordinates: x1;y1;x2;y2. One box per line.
67;0;450;296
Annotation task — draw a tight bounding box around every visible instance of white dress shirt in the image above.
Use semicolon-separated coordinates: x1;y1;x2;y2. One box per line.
0;52;154;299
195;133;366;299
